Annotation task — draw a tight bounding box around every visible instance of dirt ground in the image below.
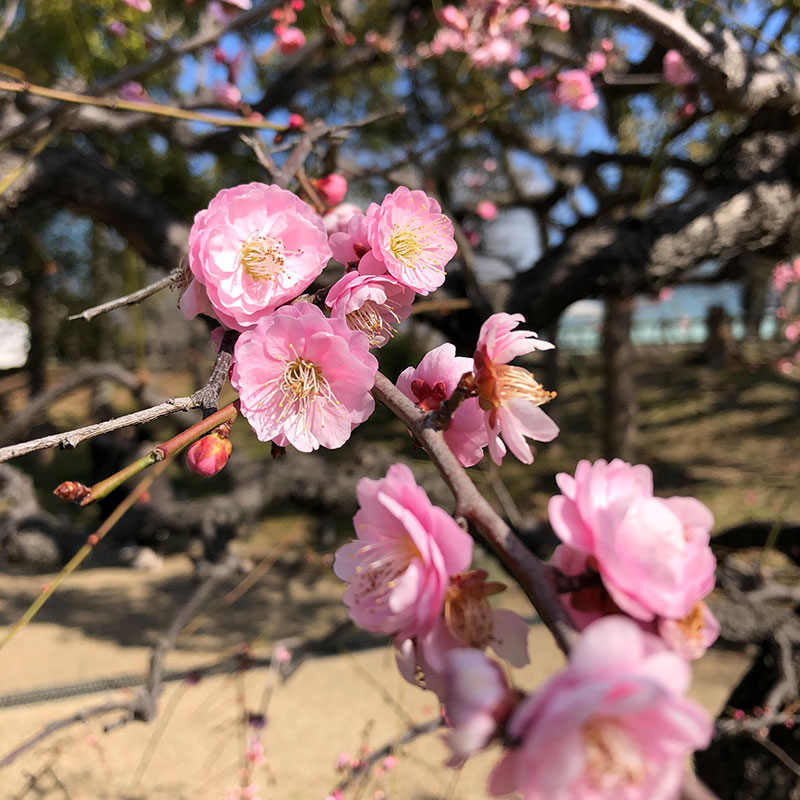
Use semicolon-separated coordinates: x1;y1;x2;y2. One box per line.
0;556;752;800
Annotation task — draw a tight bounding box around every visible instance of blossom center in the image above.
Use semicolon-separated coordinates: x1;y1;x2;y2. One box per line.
444;570;506;649
410;379;448;412
346;300;399;346
390;226;423;265
583;719;644;789
241;234;285;281
281;357;324;401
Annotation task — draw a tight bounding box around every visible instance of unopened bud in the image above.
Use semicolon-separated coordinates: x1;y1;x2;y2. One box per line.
313;174;347;206
186;433;232;477
54;481;91;503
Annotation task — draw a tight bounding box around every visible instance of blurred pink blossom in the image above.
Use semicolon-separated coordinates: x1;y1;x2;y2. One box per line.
786;322;800;342
122;0;151;11
313;173;347;206
476;200;497;220
107;20;127;37
275;24;306;55
323;202;362;234
119;81;148;102
658;601;720;660
213;81;242;109
488;617;712;799
553;69;599;111
663;49;697;86
585;51;606;75
334;463;473;639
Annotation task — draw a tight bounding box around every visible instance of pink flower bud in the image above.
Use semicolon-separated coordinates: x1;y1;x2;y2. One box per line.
186;433;232;477
107;20;128;38
288;112;305;129
314;173;348;206
441;5;469;31
275;24;306;55
476;200;497;220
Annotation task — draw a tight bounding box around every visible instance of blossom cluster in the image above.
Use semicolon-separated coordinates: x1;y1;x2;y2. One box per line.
430;1;570;68
333;460;714;799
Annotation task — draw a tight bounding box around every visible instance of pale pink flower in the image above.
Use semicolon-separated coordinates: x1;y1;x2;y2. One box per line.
441;5;469;31
543;2;570;32
786;322;800;342
585;51;606;75
323;202;362;234
658;601;720;660
663;49;697;86
119;81;147;102
333;463;473;640
476;200;498;220
509;68;531;91
601;37;614;51
274;643;292;663
241;784;260;800
365;186;457;295
326;272;415;348
231;303;377;452
181;182;331;331
328;212;371;264
208;0;236;24
548;460;717;622
443;649;517;761
396;571;530;697
245;735;265;766
335;752;351;770
275;24;306;55
658;287;674;302
778;357;794;376
107;20;127;37
213;81;242;109
483;158;498;172
122;0;151;11
382;755;397;770
471;37;519;68
314;174;347;206
488;617;712;799
680;101;697;117
223;0;253;7
553;69;599;111
397;344;488;467
473;313;559;465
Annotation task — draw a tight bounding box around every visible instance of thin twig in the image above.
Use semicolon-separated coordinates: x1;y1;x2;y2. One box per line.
68;268;182;322
0;79;285;132
0;701;129;770
0;331;238;463
371;372;578;654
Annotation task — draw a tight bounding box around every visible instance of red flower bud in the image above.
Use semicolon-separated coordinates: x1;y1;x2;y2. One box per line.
313;174;348;207
186;433;232;477
53;481;91;503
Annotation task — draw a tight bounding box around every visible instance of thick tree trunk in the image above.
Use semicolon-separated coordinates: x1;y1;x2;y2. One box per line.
601;297;636;461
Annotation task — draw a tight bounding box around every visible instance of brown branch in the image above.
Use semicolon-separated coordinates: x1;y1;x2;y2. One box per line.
0;0;284;144
371;371;578;654
0;332;238;463
68;268;182;322
0;363;160;448
0;701;129;769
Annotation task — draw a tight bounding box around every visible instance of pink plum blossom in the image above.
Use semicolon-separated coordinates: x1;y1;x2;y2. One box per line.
441;6;468;31
663;49;697;86
476;200;498;220
333;463;473;640
314;174;348;206
585;51;607;75
548;459;717;623
323;202;362;234
397;344;488;467
326;271;415;348
186;432;232;477
658;601;720;660
473;313;559;465
488;617;712;799
213;81;242;109
442;649;517;761
245;735;265;766
329;212;370;264
396;570;530;697
119;81;148;102
601;38;614;51
275;24;306;55
231;303;377;452
122;0;151;11
181;182;331;331
107;20;127;37
786;322;800;342
365;187;457;295
553;69;599;111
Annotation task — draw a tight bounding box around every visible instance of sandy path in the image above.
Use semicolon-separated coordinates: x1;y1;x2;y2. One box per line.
0;557;751;799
